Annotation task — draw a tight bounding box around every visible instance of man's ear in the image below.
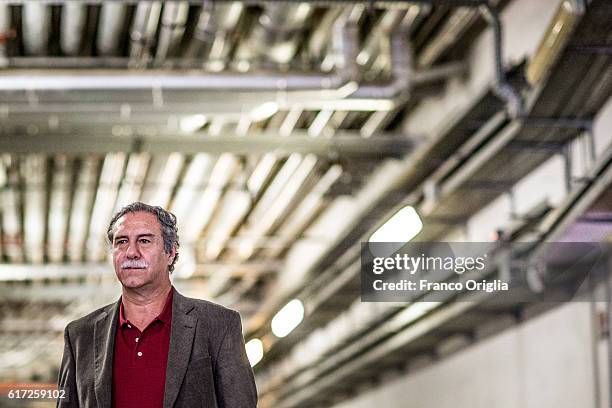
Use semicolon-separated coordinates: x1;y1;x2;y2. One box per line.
167;246;177;265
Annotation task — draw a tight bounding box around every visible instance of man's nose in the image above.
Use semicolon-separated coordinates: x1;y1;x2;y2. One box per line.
126;242;140;258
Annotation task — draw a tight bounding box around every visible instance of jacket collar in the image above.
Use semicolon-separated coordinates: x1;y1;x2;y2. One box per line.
93;299;120;408
163;289;197;408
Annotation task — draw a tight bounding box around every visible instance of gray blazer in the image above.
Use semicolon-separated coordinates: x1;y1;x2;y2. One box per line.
57;289;258;407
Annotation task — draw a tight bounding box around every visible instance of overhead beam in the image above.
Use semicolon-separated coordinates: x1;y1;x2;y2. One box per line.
0;131;416;158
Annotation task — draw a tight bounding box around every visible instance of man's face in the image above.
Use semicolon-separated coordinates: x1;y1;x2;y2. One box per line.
111;211;175;291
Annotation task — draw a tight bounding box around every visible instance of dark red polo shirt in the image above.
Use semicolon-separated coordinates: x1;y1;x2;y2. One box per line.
112;288;173;408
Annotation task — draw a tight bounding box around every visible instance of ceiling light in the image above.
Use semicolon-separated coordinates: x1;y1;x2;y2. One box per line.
369;205;423;243
271;299;304;338
245;338;264;367
250;102;279;122
179;114;207;133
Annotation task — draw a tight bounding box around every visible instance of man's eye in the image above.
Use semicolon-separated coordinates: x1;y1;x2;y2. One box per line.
115;240;127;245
139;239;151;244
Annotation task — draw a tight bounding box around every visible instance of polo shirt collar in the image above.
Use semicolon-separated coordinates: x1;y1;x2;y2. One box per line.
119;287;174;327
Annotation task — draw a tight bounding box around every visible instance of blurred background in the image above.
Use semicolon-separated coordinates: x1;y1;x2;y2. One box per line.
0;0;611;407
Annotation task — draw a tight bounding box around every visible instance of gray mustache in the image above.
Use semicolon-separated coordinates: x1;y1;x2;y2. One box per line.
121;260;149;269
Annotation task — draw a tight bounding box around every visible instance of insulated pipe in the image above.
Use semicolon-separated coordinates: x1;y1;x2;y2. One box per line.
22;3;49;55
97;3;127;56
0;10;358;94
129;1;162;62
184;2;243;66
60;2;86;55
0;5;9;64
0;70;349;90
233;3;314;67
307;7;344;61
350;23;412;100
356;8;408;70
155;1;189;61
259;3;314;64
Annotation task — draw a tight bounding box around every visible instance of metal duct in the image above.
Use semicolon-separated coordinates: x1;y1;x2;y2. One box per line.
23;3;50;55
60;3;86;55
97;3;126;56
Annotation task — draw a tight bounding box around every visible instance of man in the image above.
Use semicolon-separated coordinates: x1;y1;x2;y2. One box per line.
57;202;257;407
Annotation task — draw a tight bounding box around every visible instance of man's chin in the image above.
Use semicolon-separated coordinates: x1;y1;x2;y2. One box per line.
119;277;148;289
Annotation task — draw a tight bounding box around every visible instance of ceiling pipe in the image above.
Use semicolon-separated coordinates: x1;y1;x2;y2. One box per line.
60;2;86;55
22;3;49;55
184;2;243;69
129;1;162;64
47;156;71;263
307;7;344;62
1;1;472;110
257;3;314;65
350;22;412;102
356;8;411;71
97;3;127;56
22;155;46;264
155;1;189;62
67;157;99;262
478;3;523;118
1;158;23;263
0;5;11;65
417;7;478;67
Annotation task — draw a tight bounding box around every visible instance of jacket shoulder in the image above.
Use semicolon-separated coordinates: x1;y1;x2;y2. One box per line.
65;301;117;334
184;296;240;322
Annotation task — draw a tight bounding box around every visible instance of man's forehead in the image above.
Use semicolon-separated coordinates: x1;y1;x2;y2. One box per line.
113;211;162;235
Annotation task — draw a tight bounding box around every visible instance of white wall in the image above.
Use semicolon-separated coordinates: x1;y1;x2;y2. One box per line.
331;302;599;408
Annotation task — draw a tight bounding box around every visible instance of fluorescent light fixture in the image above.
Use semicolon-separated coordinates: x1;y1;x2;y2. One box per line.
247;153;277;195
225;2;244;28
271;299;305;338
245;338;264;367
250;102;279;122
334;80;359;98
369;205;423;243
308;109;334;138
206;60;225;72
179;114;207;133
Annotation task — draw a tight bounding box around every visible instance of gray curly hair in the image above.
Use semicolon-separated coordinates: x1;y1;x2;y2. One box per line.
107;202;180;272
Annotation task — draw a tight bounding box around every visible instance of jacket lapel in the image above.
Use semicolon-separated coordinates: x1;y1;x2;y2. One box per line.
164;290;197;408
93;299;120;408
